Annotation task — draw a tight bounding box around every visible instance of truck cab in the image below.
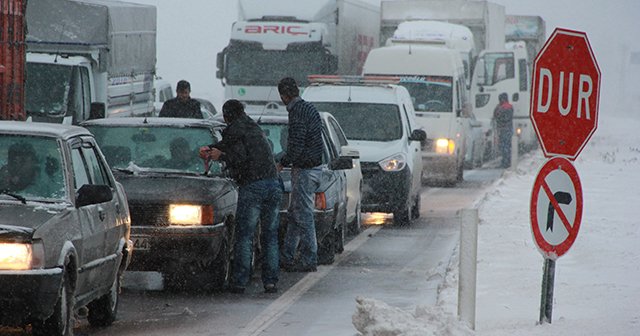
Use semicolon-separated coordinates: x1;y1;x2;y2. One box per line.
471;44;535;156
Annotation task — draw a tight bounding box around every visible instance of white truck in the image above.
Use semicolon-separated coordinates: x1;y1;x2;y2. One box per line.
25;0;157;124
216;0;380;112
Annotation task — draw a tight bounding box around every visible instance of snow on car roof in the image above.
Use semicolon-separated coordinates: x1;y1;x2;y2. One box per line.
0;120;91;140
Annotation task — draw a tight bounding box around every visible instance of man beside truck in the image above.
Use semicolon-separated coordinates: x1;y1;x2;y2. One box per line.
159;80;202;119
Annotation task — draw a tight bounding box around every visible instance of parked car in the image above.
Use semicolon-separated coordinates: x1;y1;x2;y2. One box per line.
195;98;219;118
250;113;354;264
0;121;132;335
303;76;427;226
82;118;237;291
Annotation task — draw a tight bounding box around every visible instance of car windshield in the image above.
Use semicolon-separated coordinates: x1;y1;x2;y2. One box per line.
311;102;403;141
399;76;453;112
85;125;221;175
256;123;289;163
25;63;73;116
0;135;67;201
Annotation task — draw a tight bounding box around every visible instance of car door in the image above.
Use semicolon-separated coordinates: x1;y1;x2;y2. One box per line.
402;103;423;196
70;138;119;296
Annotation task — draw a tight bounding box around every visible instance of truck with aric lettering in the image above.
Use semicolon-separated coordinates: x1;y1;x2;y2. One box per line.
216;0;380;112
25;0;157;124
0;0;27;121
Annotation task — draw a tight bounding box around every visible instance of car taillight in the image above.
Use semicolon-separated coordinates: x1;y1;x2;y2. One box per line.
315;192;327;210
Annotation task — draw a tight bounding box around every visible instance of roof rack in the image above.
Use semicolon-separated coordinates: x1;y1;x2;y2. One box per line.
307;75;401;86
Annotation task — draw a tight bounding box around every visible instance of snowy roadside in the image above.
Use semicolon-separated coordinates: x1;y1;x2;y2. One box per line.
352;115;640;336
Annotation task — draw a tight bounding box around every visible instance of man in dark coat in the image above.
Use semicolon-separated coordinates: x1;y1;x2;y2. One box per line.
493;92;514;168
159;80;202;118
199;99;282;294
276;77;324;272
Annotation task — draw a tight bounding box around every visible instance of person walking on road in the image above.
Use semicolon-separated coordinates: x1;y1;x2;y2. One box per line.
199;99;282;293
276;77;324;272
493;92;514;168
159;80;202;119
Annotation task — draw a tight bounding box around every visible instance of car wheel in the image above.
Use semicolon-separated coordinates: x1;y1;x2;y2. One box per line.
347;198;362;236
411;193;421;220
335;207;347;254
32;268;74;336
318;227;335;265
393;202;411;226
87;269;120;327
210;223;232;290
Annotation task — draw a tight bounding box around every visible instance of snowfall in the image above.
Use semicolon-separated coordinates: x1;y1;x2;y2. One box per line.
351;113;640;335
127;1;639;335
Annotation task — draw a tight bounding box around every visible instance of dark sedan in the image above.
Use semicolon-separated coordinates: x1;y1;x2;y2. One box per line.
82;118;237;291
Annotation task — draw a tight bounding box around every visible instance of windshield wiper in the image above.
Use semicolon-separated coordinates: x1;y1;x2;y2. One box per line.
0;189;27;204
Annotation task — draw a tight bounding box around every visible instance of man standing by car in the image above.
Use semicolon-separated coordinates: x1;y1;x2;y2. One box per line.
159;80;202;118
277;77;324;272
199;99;282;293
493;92;514;168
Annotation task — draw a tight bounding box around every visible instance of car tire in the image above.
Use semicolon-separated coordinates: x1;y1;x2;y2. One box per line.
32;268;74;336
347;197;362;236
411;193;421;220
393;202;411;226
87;270;120;327
210;223;232;290
318;229;335;265
335;206;347;254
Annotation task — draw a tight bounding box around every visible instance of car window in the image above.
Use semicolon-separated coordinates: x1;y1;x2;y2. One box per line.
0;135;66;200
328;118;348;147
312;102;402;142
85;125;221;175
81;144;111;187
71;148;91;191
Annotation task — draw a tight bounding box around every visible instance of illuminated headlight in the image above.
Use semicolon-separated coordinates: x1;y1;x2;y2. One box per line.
169;204;214;225
435;138;455;155
516;127;523;136
379;153;407;172
0;241;44;270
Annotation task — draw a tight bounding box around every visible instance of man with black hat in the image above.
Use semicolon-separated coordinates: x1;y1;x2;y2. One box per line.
493;92;514;168
159;80;202;118
199;99;282;294
276;77;324;272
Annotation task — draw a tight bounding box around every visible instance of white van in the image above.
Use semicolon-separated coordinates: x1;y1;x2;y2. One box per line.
303;76;426;226
363;44;473;184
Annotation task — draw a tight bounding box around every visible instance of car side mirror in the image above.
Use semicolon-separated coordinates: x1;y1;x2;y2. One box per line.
340;145;360;159
329;157;353;170
409;129;427;142
76;184;113;208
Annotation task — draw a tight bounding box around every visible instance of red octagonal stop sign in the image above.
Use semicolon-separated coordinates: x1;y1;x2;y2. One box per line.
530;28;601;160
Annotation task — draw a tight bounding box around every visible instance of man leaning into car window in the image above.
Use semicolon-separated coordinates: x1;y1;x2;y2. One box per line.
199;99;282;294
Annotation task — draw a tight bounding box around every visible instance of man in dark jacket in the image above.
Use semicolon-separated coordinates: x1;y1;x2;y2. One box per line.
199;99;282;293
493;92;514;168
159;80;202;119
277;77;324;272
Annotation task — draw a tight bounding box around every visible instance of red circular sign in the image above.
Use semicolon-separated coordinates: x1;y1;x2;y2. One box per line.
530;28;601;160
530;157;583;259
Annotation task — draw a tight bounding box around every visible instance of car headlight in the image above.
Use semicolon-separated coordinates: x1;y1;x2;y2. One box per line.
379;153;407;172
435;138;455;155
169;204;214;225
516;127;523;136
0;241;44;270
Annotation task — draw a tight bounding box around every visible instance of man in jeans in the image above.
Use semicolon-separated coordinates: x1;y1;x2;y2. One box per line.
199;99;282;293
276;77;324;272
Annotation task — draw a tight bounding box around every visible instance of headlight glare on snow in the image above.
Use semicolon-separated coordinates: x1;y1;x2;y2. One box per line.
378;153;407;172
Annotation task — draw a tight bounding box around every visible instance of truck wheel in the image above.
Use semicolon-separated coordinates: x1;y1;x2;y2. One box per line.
32;268;74;336
87;270;120;327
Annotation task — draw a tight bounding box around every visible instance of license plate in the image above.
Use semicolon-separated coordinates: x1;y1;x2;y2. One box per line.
132;237;151;251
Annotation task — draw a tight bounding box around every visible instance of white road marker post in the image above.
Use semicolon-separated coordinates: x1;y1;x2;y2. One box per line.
458;208;478;330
